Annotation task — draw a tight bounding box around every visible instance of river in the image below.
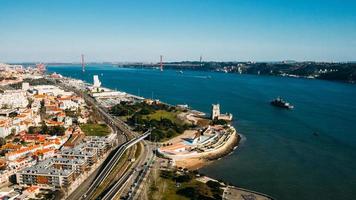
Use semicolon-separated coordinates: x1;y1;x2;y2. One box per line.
48;65;356;200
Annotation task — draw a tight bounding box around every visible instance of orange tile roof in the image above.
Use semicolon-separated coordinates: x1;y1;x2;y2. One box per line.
20;120;33;126
0;120;9;127
34;94;46;99
6;145;40;156
34;148;54;156
25;186;39;193
47;106;62;112
45;120;64;125
56;112;66;117
15;114;27;119
1;143;21;150
57;96;72;101
21;134;46;142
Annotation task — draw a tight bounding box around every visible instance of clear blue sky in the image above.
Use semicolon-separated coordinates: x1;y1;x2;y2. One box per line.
1;0;356;62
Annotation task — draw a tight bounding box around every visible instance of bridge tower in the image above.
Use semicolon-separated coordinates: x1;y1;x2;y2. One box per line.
81;54;85;72
160;55;163;71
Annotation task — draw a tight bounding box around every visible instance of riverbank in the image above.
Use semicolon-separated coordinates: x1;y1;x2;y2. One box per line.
57;73;240;171
174;129;240;170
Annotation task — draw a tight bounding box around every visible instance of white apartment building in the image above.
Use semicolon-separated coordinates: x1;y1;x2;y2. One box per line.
32;85;72;96
0;90;28;109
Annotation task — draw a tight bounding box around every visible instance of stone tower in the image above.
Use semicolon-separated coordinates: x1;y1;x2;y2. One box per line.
211;104;220;120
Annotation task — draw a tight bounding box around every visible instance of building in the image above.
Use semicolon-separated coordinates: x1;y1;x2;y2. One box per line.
57;143;98;166
91;90;125;98
93;75;101;88
0;90;28;109
211;104;220;120
0;187;19;200
22;82;30;91
15;157;86;189
0;119;11;138
211;104;233;121
32;85;72;96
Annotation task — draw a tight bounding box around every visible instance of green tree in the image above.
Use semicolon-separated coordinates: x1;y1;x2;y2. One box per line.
28;126;35;134
176;187;199;199
49;126;65;136
13;138;21;143
0;137;6;146
41;122;48;134
175;174;193;183
27;98;34;108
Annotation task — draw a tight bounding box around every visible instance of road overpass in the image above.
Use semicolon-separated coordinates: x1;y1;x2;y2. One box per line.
82;130;151;200
49;77;150;200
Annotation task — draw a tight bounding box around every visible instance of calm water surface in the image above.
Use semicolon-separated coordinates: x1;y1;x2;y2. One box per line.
48;65;356;200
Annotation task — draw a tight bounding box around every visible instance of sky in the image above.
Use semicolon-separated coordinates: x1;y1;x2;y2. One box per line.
0;0;356;63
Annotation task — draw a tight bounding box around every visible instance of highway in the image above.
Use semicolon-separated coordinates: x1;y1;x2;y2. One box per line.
82;131;151;200
101;140;153;200
52;78;152;200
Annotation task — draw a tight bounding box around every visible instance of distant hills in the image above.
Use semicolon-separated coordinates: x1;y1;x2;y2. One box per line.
11;61;356;83
118;61;356;83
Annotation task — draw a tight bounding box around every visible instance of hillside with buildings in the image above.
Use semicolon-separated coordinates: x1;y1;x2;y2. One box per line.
0;63;117;199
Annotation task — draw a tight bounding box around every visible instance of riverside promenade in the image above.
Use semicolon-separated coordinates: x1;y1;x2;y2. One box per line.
223;186;274;200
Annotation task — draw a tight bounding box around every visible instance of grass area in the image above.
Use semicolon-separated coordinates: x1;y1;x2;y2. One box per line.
110;101;192;142
154;178;190;200
80;123;111;136
144;110;182;124
149;170;222;200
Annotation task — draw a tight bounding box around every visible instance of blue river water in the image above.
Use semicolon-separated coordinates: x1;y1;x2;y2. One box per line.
48;65;356;200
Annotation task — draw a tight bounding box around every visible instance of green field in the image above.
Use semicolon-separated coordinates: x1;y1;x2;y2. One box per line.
110;102;190;142
144;110;182;124
149;170;221;200
80;123;111;136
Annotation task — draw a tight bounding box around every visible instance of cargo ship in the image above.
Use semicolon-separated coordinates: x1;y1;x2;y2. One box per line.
270;97;294;109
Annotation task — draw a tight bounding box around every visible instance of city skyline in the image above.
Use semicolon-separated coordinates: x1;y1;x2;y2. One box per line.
1;0;356;62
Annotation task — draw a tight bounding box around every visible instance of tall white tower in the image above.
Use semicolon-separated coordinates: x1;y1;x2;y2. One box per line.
93;75;101;88
211;104;220;120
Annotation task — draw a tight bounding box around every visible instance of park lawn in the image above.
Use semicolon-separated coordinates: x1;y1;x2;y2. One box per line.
80;123;111;136
150;176;189;200
150;171;213;200
145;110;183;124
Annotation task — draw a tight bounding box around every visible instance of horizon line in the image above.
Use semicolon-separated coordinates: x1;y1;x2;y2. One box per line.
3;60;356;64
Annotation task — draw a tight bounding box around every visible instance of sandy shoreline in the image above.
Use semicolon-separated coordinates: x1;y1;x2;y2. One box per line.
174;130;241;170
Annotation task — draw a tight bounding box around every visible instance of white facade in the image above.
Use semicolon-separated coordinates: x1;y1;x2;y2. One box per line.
22;82;30;91
211;104;233;121
32;85;72;96
0;91;28;109
211;104;220;120
93;75;101;88
58;99;79;111
92;91;125;97
0;125;11;138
